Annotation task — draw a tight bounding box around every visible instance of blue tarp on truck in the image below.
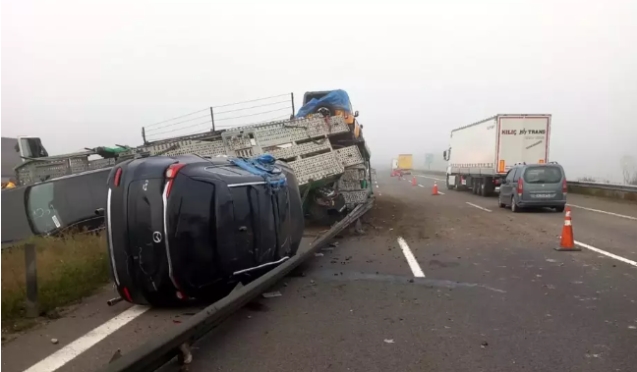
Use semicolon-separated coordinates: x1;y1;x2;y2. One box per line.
295;89;351;118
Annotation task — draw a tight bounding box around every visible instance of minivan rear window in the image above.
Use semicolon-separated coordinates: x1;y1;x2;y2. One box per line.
523;166;562;184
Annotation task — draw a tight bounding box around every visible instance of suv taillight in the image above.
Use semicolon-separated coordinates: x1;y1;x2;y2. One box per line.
562;178;568;195
517;178;523;197
164;163;186;198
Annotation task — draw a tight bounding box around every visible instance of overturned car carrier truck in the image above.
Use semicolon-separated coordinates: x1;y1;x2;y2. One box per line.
13;90;373;225
11;90;374;305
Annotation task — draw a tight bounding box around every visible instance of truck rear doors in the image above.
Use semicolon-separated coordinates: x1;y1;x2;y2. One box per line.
497;116;550;174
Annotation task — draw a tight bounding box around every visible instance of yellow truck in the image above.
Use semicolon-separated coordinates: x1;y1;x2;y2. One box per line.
397;154;413;175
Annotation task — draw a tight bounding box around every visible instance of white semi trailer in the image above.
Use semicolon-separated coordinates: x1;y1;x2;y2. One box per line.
443;114;551;196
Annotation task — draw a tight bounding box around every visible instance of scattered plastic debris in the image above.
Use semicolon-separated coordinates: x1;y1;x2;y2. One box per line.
384;339;395;344
546;259;558;263
51;338;59;345
109;349;122;363
314;252;324;257
262;291;282;298
481;341;489;348
628;325;636;330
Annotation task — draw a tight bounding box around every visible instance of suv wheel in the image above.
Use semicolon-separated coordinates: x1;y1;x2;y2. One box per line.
511;196;520;213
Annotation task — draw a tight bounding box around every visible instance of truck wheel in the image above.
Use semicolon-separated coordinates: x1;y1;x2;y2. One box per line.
479;181;487;197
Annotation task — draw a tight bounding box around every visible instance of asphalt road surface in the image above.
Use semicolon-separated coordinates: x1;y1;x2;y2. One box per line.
3;171;636;372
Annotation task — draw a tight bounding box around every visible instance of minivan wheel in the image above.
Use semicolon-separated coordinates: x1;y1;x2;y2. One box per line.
511;197;520;213
498;197;506;208
555;205;565;213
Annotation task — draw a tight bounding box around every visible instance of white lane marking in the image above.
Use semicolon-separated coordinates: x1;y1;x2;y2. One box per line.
397;237;425;277
466;202;492;212
437;191;445;195
418;184;425;188
23;305;150;372
574;241;637;268
416;175;444;182
567;204;637;221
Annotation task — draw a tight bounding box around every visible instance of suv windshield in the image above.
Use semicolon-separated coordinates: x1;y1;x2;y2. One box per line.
27;183;62;234
26;169;110;235
523;166;562;184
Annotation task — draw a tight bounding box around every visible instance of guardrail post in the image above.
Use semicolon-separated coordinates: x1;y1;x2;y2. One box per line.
24;243;39;318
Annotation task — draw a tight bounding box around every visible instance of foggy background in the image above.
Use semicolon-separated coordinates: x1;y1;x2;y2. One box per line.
2;0;636;183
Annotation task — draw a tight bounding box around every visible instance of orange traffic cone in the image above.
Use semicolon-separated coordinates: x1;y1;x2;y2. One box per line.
555;207;580;251
432;182;439;195
411;176;417;186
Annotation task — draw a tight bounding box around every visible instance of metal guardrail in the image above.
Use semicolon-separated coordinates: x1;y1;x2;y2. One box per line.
97;198;374;372
413;170;637;194
566;180;637;192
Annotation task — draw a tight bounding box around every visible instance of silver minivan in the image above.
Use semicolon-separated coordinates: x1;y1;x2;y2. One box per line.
498;162;567;213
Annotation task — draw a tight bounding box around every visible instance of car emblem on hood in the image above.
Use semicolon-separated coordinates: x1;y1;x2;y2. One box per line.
152;231;163;243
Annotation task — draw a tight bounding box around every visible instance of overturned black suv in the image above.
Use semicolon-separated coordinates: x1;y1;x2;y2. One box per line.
106;154;304;306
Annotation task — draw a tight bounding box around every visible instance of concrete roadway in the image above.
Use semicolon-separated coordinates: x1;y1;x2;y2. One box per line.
174;171;637;372
3;171;636;372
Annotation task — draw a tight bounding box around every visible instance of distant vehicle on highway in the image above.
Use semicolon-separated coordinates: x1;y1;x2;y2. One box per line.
443;114;551;196
106;154;304;306
498;162;567;213
1;168;110;245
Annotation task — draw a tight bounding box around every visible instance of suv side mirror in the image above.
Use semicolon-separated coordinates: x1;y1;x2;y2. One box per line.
354;111;359;118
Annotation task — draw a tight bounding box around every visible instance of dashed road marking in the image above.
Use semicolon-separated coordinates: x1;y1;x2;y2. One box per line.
466;202;492;212
418;184;425;188
23;305;150;372
567;204;637;221
416;175;444;182
397;237;425;277
437;191;445;195
574;241;637;268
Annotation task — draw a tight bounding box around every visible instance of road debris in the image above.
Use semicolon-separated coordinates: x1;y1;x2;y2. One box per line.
51;338;59;345
384;339;395;344
262;291;282;299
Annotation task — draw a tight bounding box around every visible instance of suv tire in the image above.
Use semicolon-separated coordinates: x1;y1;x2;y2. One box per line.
511;196;520;213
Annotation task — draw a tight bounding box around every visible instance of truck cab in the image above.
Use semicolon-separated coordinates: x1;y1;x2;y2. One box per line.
299;90;362;138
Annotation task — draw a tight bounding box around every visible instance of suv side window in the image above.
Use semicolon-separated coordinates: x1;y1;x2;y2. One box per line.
505;169;515;183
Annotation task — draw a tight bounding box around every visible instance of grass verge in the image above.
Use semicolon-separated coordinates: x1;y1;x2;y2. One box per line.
1;232;110;332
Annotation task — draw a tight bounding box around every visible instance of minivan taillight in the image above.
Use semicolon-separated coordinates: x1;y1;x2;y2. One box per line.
562;178;568;195
164;163;186;198
517;178;523;197
113;167;123;187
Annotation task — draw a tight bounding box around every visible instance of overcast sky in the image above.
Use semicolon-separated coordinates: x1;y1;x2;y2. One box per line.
2;0;636;182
